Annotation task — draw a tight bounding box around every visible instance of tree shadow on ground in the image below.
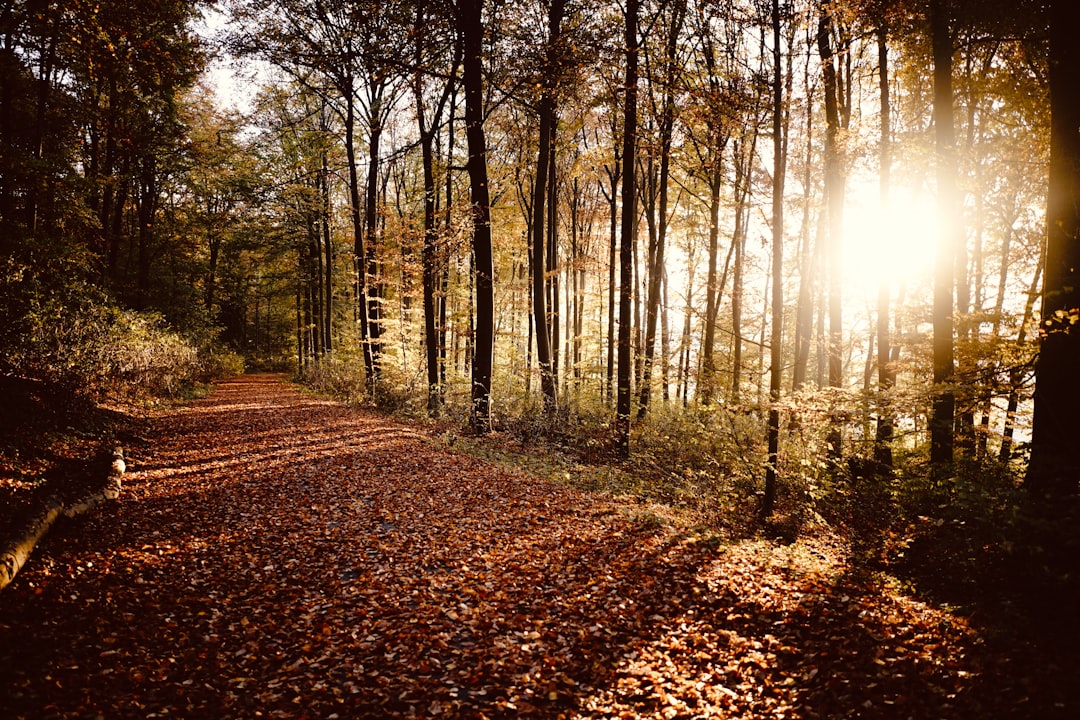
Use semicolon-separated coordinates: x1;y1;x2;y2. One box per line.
1;375;1074;719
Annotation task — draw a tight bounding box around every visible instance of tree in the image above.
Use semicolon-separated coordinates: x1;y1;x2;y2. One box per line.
413;2;459;417
873;16;895;468
529;0;567;415
763;0;787;519
929;0;958;478
455;0;495;431
818;0;851;458
1026;0;1080;495
615;0;640;457
637;0;687;420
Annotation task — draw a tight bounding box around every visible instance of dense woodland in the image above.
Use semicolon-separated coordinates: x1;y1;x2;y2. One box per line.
3;0;1080;560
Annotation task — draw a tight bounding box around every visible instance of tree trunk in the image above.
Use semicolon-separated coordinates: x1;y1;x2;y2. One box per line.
1026;0;1080;494
930;0;957;478
532;86;558;412
458;0;494;432
637;0;685;421
874;23;895;468
365;116;384;386
616;0;639;457
819;7;848;459
763;0;785;519
345;77;374;382
320;144;333;355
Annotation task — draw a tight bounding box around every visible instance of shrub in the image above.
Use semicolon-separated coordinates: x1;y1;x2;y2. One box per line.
3;283;242;402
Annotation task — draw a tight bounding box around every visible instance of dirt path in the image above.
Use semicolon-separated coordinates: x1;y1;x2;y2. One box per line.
0;375;1049;718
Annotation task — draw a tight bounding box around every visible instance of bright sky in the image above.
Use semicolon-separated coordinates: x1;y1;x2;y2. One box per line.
194;5;260;113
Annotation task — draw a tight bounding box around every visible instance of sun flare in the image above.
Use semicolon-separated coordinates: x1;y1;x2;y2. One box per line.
842;183;938;294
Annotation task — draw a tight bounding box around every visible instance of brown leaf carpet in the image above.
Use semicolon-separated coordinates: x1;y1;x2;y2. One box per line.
0;374;1059;718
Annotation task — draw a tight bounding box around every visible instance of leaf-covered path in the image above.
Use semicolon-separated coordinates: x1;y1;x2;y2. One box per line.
0;375;1057;718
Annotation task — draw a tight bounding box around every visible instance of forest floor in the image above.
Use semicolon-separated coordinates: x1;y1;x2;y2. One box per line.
0;374;1076;719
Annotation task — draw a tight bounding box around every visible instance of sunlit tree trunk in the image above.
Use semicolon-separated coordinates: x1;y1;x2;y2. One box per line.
763;0;785;519
319;135;333;355
414;3;457;417
818;4;849;459
547;143;561;395
344;74;375;383
730;136;754;404
930;0;957;478
602;158;619;406
364;98;385;385
874;22;895;469
638;0;684;421
699;143;724;405
792;65;816;392
616;0;639;457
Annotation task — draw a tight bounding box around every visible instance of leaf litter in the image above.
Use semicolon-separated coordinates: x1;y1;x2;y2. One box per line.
0;375;1065;718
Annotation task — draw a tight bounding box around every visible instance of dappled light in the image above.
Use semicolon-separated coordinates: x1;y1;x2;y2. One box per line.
3;0;1079;716
2;377;1053;719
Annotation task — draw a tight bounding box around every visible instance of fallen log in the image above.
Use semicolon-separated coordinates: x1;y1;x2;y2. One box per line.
0;446;125;592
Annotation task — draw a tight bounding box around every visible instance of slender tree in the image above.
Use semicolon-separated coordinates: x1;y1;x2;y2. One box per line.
763;0;786;518
616;0;640;456
818;0;850;458
456;0;495;431
929;0;957;477
638;0;686;419
874;19;894;468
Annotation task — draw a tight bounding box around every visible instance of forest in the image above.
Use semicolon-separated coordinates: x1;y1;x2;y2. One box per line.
1;0;1080;715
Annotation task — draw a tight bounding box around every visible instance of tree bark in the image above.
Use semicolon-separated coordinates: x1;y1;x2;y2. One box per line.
763;0;785;519
874;22;895;468
457;0;494;432
1026;0;1080;495
0;448;125;592
930;0;957;478
637;0;685;420
616;0;639;457
818;5;848;459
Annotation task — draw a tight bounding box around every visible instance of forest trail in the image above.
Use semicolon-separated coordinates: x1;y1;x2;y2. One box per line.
0;375;1050;718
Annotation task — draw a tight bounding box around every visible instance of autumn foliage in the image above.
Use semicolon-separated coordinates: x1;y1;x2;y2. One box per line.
1;376;1074;718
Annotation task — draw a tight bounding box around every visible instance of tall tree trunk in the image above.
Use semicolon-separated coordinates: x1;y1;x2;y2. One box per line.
415;9;441;416
604;161;619;405
930;0;957;478
874;23;895;468
547;136;561;397
638;0;685;420
320;146;333;354
730;140;752;403
699;125;724;404
415;12;458;416
532;85;558;411
1026;0;1080;494
136;154;155;311
365;116;384;386
763;0;785;518
616;0;639;457
792;70;816;392
344;76;374;382
819;5;848;459
458;0;494;431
